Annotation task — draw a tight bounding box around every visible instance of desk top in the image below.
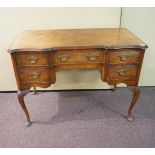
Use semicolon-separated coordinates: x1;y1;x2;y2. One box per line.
8;28;148;53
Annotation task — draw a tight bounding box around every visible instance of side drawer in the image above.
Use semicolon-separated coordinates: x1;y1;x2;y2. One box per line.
109;50;143;64
14;52;49;66
17;67;50;83
108;65;139;80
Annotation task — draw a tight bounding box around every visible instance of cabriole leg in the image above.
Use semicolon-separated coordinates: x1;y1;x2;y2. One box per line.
127;86;140;122
32;86;37;95
17;90;31;127
111;84;117;91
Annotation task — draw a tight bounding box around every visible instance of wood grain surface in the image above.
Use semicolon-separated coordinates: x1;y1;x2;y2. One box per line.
8;28;148;52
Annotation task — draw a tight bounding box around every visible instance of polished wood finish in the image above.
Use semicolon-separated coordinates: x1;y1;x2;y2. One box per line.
33;86;37;95
8;28;147;51
127;86;140;121
108;65;138;80
18;67;50;83
17;90;31;126
54;49;104;64
14;52;49;66
109;49;142;65
8;28;148;126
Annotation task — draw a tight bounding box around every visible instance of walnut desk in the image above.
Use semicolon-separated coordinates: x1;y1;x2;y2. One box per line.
8;28;148;126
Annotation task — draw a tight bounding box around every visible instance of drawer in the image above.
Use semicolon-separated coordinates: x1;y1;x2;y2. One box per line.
108;65;138;80
54;49;105;64
109;50;142;64
14;52;49;66
18;68;50;83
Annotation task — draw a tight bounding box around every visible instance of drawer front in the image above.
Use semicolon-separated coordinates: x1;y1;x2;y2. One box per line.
18;68;50;83
54;49;104;64
14;52;49;66
109;50;142;64
108;65;138;80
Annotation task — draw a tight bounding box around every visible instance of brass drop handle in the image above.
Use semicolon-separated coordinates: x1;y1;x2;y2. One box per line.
119;53;130;61
26;56;38;64
117;68;128;76
58;55;70;62
29;71;40;79
87;53;99;61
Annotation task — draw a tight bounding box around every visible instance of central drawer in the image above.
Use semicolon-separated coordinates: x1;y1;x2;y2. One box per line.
53;49;105;65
